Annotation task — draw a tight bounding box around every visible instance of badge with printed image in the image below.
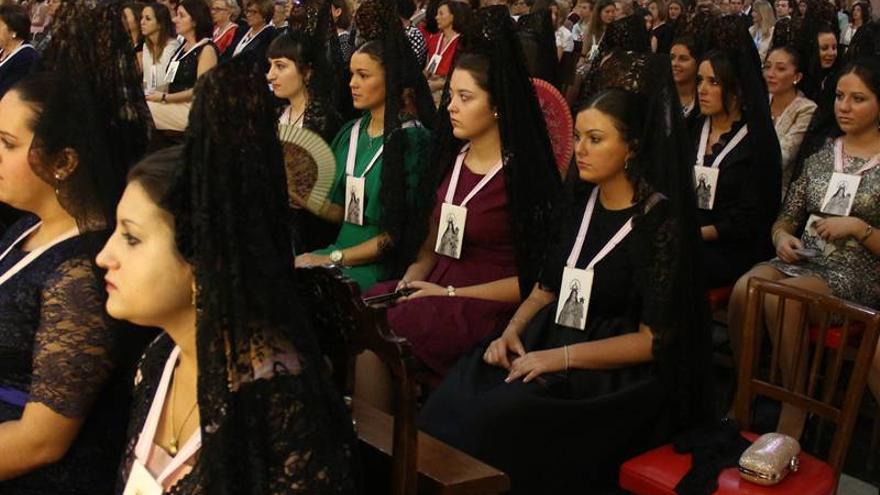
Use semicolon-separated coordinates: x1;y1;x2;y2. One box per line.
555;266;594;331
801;214;838;258
435;203;467;259
820;172;861;217
164;61;180;84
123;460;163;495
344;176;365;226
426;54;441;76
694;166;719;210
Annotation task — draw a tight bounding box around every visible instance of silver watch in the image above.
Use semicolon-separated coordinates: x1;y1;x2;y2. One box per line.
330;249;344;265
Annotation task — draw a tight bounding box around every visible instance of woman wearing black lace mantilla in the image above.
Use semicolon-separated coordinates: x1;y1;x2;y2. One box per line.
0;2;154;491
103;55;360;494
419;50;714;493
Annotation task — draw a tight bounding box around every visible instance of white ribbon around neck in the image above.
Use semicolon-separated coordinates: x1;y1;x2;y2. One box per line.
171;38;210;64
443;144;504;207
834;137;880;175
695;118;749;169
0;43;34;69
134;346;202;486
345;118;421;178
0;222;79;288
233;25;270;56
565;188;635;270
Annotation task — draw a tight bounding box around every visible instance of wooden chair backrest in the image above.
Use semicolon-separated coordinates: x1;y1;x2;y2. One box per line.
734;277;880;480
295;266;420;495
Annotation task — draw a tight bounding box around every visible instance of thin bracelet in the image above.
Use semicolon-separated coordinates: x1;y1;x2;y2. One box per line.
563;345;570;371
860;224;874;243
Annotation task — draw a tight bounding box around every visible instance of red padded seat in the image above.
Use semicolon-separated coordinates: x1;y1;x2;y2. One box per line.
619;432;836;495
709;286;734;312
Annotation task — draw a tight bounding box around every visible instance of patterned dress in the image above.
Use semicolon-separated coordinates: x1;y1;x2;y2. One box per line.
765;140;880;308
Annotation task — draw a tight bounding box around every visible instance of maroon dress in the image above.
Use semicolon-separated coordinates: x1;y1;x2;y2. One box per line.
369;164;518;377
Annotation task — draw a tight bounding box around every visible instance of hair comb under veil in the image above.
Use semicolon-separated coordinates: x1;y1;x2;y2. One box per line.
163;54;360;493
39;0;152;173
351;0;436;278
575;50;716;430
577;14;651;106
424;5;561;296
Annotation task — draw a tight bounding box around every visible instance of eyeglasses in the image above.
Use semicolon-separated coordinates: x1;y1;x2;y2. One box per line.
246;8;259;13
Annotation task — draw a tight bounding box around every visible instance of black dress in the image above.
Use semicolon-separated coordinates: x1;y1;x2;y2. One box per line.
0;44;39;98
116;334;361;494
419;198;680;493
0;216;152;494
693;117;778;288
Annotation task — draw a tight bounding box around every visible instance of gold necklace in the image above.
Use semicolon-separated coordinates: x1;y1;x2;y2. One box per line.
167;370;198;455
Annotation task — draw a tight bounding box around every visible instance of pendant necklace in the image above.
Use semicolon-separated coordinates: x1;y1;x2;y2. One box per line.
167;370;198;456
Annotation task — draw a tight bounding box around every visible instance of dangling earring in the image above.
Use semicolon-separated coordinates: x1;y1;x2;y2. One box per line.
191;279;198;307
624;158;632;171
54;172;62;196
493;110;499;120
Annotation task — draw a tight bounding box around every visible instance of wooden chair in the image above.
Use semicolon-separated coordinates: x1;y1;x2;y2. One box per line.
620;277;880;494
295;266;511;495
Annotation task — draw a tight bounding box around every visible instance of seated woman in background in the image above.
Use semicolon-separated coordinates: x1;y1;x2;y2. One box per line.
0;5;38;98
670;35;700;124
0;70;144;494
358;7;561;410
139;2;180;95
424;0;470;105
105;58;360;494
267;32;344;253
145;0;217;132
122;3;144;51
420;50;714;494
749;0;775;62
295;0;435;292
230;0;275;63
691;18;781;290
210;0;239;59
764;45;817;197
728;57;880;438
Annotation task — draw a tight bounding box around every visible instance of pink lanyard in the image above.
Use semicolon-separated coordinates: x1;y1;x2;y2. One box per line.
133;346;202;486
834;137;880;175
443;144;503;207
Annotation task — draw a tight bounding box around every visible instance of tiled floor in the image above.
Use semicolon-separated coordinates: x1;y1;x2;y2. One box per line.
840;474;880;495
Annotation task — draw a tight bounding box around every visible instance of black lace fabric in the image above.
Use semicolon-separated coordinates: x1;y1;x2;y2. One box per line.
115;57;360;494
0;217;137;494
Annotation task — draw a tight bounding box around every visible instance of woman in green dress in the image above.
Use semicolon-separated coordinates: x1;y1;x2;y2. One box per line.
295;0;434;291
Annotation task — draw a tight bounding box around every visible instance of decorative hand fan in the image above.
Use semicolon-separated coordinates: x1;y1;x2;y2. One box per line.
278;124;337;215
531;78;574;176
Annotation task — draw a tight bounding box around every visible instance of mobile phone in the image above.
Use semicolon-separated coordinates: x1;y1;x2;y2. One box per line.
362;287;417;306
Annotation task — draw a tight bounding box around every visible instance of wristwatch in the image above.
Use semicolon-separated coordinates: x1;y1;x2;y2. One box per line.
446;285;456;297
329;249;345;265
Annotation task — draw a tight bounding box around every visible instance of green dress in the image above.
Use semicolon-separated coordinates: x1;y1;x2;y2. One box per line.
314;114;430;290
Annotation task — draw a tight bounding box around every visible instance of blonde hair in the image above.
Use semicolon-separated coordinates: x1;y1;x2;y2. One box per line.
752;0;775;36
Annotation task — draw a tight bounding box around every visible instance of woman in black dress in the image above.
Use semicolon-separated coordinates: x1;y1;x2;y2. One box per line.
0;71;147;494
105;56;359;494
691;16;781;289
419;51;714;494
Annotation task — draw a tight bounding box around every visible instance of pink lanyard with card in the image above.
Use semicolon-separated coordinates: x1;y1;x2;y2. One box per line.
443;144;504;206
834;137;880;175
133;346;202;486
566;188;636;270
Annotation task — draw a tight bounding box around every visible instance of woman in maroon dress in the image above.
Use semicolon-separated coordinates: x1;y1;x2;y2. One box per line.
360;7;562;409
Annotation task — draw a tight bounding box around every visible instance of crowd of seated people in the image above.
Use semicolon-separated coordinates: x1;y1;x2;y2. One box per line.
0;0;878;492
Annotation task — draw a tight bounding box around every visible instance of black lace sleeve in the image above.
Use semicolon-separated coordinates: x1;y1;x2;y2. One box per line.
30;256;117;418
633;199;680;356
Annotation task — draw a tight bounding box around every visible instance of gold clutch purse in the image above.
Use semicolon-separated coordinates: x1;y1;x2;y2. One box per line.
738;433;801;485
